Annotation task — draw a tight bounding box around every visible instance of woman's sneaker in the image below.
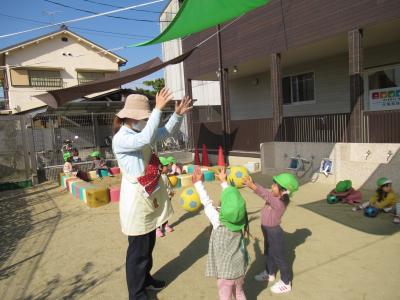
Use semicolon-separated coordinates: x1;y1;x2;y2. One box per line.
254;270;275;282
271;280;292;294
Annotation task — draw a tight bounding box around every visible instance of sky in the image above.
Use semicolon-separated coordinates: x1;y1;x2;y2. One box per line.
0;0;170;89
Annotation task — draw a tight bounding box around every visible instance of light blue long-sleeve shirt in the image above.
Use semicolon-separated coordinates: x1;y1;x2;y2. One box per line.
112;108;183;177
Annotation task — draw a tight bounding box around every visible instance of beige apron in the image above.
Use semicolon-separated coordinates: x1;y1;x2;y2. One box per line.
119;146;173;236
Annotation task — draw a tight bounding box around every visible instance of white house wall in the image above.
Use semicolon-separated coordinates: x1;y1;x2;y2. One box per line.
5;33;119;112
160;0;221;106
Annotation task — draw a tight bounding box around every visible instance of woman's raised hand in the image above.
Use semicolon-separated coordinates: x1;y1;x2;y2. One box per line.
155;88;173;110
175;96;193;116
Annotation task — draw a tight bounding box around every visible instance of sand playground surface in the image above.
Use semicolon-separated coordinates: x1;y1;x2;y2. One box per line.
1;173;400;300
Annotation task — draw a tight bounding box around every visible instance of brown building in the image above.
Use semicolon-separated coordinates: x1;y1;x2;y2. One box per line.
181;0;400;156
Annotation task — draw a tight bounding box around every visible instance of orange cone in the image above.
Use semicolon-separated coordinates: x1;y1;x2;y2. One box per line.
217;145;225;166
194;147;200;165
202;144;210;166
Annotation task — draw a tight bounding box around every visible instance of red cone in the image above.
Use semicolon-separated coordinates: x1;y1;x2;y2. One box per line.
202;144;210;166
217;145;225;166
194;147;200;165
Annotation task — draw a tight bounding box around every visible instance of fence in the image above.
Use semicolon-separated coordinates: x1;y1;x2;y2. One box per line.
0;115;35;183
191;107;400;152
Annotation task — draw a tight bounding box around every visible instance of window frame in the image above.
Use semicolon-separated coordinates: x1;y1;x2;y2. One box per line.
77;71;106;85
28;69;63;88
282;71;316;106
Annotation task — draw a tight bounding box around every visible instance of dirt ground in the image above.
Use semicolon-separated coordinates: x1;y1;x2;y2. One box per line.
1;174;399;300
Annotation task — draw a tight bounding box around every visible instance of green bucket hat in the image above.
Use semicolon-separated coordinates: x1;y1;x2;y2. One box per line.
376;177;392;187
335;180;352;193
90;151;101;158
273;173;299;195
167;156;177;164
220;186;247;232
63;152;72;162
159;156;169;166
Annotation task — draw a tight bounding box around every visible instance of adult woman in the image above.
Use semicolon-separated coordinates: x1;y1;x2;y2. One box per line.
112;88;192;300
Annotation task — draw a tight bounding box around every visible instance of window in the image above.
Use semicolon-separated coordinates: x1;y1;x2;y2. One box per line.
77;71;105;85
282;72;315;104
28;70;62;87
368;67;400;90
0;79;4;99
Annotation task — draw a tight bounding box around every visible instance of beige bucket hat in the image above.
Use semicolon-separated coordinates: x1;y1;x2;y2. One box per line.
116;94;151;120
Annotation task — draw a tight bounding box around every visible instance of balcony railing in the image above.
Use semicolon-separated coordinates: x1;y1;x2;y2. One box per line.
30;77;68;91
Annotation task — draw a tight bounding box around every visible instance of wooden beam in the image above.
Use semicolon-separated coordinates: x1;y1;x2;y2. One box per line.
271;53;283;141
348;29;364;143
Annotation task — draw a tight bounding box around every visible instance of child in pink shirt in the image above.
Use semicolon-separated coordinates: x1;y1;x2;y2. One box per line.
244;173;299;294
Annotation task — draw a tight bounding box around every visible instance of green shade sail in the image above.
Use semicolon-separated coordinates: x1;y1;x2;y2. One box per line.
134;0;270;47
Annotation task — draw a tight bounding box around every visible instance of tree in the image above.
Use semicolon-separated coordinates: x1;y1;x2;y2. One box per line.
142;78;165;94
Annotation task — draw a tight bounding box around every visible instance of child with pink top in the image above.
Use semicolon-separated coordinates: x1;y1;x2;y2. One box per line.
244;173;299;294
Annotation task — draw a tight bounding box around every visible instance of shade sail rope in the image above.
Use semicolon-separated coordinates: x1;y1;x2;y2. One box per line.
0;0;164;39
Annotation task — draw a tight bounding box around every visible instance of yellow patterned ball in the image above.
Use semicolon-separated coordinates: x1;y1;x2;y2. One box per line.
180;187;202;213
227;166;249;188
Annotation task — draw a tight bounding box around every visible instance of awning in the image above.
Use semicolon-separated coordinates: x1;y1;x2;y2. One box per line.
135;0;270;46
35;48;195;108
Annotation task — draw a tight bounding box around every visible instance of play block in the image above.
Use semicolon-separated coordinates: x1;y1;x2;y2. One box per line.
71;181;82;197
168;175;178;187
187;165;196;174
204;170;215;182
86;187;110;208
58;173;65;186
61;175;69;188
88;170;97;180
66;178;80;192
109;185;121;203
99;169;109;177
178;174;193;188
79;185;96;202
110;167;120;176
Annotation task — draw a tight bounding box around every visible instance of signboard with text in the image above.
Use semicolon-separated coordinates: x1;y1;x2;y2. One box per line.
369;87;400;111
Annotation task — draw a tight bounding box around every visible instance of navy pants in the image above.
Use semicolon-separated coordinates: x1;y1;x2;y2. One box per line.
126;230;156;300
262;225;292;284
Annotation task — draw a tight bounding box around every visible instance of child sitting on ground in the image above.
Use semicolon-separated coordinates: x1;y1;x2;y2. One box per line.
353;177;399;223
243;173;299;294
166;156;183;175
327;180;362;205
91;151;113;179
63;152;89;182
193;166;249;300
156;158;175;237
63;152;78;177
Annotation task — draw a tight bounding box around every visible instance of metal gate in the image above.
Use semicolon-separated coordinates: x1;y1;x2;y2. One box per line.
0;115;36;183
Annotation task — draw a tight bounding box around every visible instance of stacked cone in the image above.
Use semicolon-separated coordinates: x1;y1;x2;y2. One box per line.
217;145;225;166
202;144;209;166
194;147;201;165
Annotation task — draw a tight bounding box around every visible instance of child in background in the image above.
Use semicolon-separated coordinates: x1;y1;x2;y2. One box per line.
156;157;175;237
193;167;249;300
327;180;363;205
91;151;113;179
244;173;299;294
167;156;182;175
63;152;77;177
353;177;399;222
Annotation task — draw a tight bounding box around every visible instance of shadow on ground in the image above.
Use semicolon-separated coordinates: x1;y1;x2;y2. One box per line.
245;228;312;300
301;199;400;235
150;226;210;299
23;262;123;300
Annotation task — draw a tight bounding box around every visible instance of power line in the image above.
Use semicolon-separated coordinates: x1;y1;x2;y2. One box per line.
0;12;154;39
44;0;171;23
0;0;165;39
82;0;169;14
